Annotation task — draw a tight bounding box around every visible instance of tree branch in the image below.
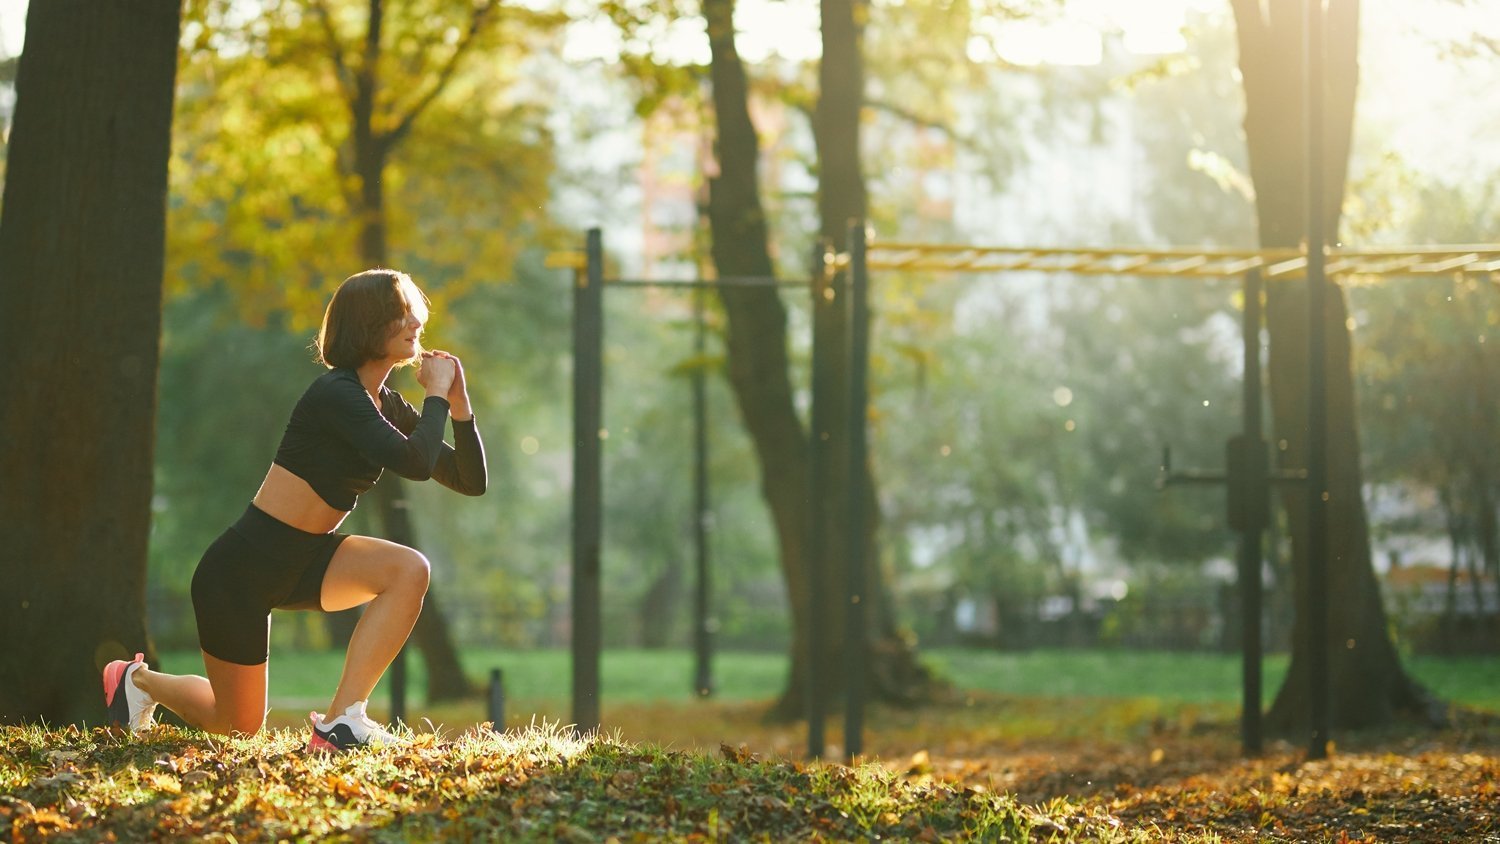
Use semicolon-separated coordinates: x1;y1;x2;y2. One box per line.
308;0;356;102
865;98;959;139
383;0;500;151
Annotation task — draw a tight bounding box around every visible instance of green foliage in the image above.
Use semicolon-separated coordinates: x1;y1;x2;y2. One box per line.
170;0;563;325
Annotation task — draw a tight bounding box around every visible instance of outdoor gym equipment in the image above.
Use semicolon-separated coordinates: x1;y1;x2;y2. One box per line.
553;227;1500;763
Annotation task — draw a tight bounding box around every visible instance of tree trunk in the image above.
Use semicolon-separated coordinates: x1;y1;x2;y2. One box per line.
703;0;816;720
1230;0;1436;731
702;0;933;723
0;0;181;725
638;553;684;648
342;1;474;702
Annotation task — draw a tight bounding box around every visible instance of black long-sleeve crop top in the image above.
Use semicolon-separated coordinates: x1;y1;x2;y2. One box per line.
272;367;487;511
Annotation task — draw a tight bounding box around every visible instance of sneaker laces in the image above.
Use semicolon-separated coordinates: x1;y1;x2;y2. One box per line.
341;700;401;744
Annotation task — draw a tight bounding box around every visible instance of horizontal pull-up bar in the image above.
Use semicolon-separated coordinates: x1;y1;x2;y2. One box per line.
608;277;808;289
826;243;1500;278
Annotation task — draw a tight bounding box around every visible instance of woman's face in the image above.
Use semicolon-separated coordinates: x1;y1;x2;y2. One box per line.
383;303;424;362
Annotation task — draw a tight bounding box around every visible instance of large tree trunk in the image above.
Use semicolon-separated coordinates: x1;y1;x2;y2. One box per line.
1230;0;1435;731
702;0;932;723
0;0;181;725
703;0;816;719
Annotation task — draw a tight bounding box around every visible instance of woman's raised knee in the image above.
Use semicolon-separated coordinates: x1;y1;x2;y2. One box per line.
398;548;430;593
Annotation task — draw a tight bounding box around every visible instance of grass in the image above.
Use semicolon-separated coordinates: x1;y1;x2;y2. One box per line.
158;646;1500;712
4;699;1497;842
10;649;1500;841
0;722;1140;842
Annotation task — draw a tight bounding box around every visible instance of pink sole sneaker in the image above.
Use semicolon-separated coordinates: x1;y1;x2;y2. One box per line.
102;653;145;727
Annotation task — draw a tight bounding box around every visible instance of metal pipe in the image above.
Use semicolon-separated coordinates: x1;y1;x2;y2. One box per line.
488;667;506;732
572;227;605;736
1241;268;1265;755
844;221;870;761
692;287;714;699
806;240;833;759
1305;0;1332;760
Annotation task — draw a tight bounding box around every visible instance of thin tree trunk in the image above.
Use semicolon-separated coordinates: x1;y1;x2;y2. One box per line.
702;0;816;720
0;0;181;724
341;0;474;701
1231;0;1437;731
638;553;684;648
1442;497;1462;653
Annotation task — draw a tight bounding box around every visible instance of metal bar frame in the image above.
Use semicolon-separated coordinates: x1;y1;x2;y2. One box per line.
844;222;871;762
807;241;835;759
692;286;714;699
571;228;605;735
1305;0;1332;762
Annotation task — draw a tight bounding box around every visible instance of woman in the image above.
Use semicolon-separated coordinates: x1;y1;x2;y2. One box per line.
101;269;487;752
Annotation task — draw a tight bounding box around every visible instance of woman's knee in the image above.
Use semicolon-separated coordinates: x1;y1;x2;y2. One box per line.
401;549;431;593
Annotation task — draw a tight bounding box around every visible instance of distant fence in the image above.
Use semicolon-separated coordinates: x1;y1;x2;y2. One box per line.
146;577;1498;655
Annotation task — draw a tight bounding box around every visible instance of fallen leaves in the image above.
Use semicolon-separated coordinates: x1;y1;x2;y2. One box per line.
0;702;1496;843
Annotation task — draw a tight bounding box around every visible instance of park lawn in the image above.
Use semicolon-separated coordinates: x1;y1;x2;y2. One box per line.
2;700;1496;842
156;646;1500;713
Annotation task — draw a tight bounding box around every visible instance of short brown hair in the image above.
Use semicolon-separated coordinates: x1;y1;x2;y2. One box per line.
314;269;431;369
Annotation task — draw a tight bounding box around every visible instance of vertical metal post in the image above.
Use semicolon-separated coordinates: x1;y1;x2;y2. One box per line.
844;221;870;761
1305;0;1332;760
572;228;604;735
389;645;407;725
1240;268;1266;755
488;667;506;732
692;286;714;698
807;240;834;759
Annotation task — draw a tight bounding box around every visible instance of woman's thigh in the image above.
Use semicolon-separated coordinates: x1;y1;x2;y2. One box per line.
201;650;269;734
319;535;430;613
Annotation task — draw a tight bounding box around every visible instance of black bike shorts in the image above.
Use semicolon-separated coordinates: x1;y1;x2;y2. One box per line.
191;503;350;665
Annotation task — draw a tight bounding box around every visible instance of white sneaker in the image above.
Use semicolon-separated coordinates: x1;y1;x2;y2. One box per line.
102;653;158;732
307;700;402;753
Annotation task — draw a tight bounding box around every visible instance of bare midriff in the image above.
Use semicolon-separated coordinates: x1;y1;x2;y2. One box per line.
251;463;350;535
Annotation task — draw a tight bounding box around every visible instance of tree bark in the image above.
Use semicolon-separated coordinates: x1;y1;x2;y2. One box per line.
702;0;934;723
703;0;816;719
338;0;475;702
0;0;181;724
1230;0;1436;731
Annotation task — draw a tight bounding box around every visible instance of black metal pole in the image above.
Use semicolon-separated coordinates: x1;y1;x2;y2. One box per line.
389;645;407;725
572;227;604;735
488;667;506;732
844;221;870;762
1240;268;1266;755
692;287;714;698
807;241;834;759
1305;0;1332;760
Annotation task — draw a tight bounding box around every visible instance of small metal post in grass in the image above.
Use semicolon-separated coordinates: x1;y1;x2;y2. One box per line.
390;646;407;726
488;668;506;732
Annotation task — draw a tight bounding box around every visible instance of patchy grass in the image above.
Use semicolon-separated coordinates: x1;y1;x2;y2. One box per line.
4;695;1496;842
0;720;1134;843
